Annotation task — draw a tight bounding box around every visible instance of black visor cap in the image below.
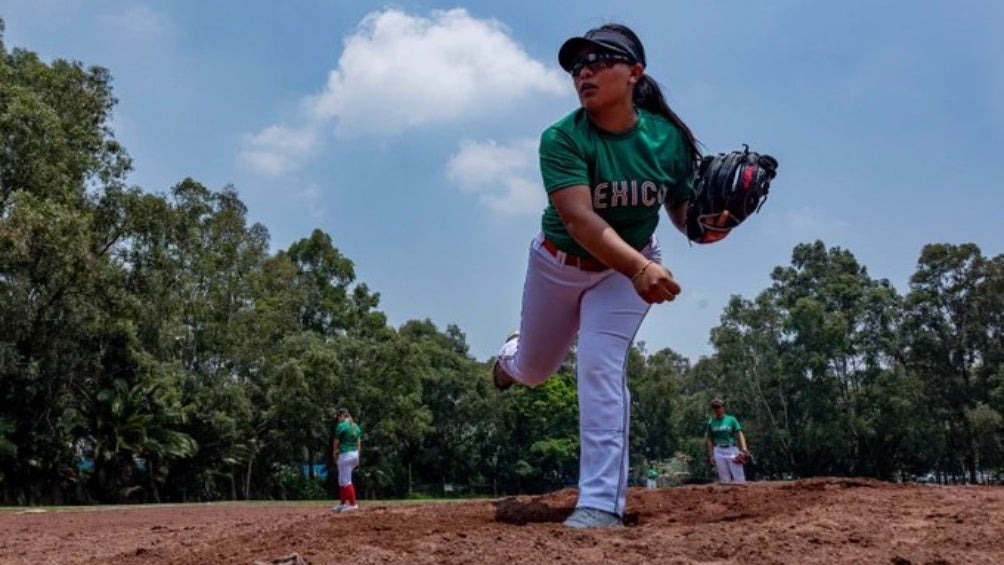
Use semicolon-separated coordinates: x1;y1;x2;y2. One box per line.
558;28;645;72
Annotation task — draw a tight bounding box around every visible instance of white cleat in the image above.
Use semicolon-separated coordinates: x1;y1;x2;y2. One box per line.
563;507;623;529
492;332;520;391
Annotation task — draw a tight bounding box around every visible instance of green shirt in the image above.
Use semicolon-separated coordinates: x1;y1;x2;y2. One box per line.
647;468;658;479
335;420;362;453
538;107;695;259
707;415;742;447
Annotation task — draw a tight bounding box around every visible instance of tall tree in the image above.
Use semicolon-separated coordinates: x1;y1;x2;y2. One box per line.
285;229;357;336
904;243;1003;482
628;344;688;467
0;23;134;501
711;241;910;478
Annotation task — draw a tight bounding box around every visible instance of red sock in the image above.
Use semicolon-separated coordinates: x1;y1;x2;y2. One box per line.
338;486;348;504
346;484;356;506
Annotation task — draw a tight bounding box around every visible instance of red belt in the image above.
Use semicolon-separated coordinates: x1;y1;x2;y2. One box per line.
542;238;609;272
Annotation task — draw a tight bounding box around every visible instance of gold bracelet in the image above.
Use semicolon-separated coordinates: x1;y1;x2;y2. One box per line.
631;260;653;282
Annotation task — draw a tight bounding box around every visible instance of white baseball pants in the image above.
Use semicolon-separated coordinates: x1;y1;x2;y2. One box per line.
337;450;359;486
713;445;746;483
497;233;660;517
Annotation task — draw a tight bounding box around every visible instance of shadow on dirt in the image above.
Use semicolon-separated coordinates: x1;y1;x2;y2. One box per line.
493;495;571;525
493;493;641;526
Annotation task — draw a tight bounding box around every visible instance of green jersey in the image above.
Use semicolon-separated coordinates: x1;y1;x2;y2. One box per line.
538;107;695;259
335;420;362;453
707;415;742;447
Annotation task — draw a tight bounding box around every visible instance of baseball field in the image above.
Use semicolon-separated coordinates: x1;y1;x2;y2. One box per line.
2;478;1002;564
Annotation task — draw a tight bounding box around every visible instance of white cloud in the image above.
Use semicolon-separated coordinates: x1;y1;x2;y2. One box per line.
237;8;564;177
306;8;565;136
237;125;318;176
446;138;544;215
97;6;172;38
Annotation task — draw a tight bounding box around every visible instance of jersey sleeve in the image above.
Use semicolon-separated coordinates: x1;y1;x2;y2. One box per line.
730;416;743;433
666;128;696;205
539;127;588;193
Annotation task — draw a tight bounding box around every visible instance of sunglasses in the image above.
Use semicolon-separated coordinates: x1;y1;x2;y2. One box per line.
569;52;633;77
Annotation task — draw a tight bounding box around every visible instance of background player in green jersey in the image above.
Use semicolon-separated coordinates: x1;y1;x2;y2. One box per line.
646;467;659;490
705;397;750;483
332;407;362;512
492;23;699;528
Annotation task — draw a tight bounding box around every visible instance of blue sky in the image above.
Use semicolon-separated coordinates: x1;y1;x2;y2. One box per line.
3;1;1002;363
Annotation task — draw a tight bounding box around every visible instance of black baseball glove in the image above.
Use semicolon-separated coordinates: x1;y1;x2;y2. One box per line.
684;145;778;244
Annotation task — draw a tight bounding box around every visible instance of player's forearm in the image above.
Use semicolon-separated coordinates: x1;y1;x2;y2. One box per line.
564;211;650;277
737;432;747;452
666;200;688;235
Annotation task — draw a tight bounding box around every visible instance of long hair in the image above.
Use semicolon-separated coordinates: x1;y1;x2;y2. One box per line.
601;24;701;161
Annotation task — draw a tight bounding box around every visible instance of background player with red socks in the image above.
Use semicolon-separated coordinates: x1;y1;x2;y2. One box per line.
332;408;362;512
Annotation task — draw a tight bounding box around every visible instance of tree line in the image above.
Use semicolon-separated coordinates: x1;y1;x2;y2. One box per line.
1;21;1001;504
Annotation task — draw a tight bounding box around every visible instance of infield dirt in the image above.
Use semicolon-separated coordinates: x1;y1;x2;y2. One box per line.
2;477;1001;564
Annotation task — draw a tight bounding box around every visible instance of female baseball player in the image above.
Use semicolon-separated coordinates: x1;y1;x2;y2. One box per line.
332;408;362;512
492;23;699;528
705;397;749;483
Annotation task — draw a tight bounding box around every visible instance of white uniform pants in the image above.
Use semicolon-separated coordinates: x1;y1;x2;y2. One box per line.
337;450;359;486
498;234;660;517
713;445;746;483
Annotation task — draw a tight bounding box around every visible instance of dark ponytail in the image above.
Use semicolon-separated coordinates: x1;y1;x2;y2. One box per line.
634;75;700;161
600;24;701;161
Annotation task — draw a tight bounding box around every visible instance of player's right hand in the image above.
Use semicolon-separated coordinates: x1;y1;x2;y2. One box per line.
632;262;681;304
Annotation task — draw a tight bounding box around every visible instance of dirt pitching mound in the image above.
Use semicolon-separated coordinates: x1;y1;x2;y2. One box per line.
2;478;1002;564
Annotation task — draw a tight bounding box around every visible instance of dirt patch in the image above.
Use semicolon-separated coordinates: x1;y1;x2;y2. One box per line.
2;479;1002;564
